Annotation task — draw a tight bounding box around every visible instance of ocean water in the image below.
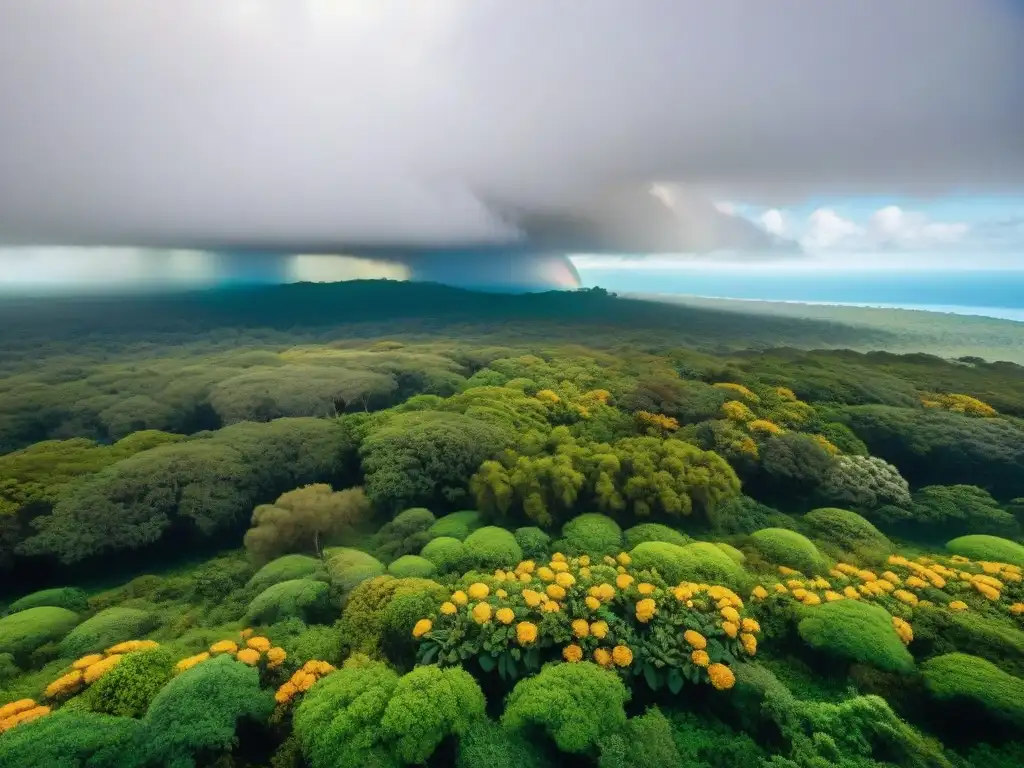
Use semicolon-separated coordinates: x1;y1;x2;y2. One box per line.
575;268;1024;323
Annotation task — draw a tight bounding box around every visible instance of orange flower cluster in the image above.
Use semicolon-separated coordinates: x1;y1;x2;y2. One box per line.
0;699;50;733
275;660;335;705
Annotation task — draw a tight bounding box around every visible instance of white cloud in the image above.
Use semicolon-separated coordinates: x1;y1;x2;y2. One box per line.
713;201;736;216
866;205;969;247
800;208;864;249
759;209;788;237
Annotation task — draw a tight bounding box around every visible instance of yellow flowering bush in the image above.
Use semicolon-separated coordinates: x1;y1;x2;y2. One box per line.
0;700;50;733
413;555;755;692
274;659;336;706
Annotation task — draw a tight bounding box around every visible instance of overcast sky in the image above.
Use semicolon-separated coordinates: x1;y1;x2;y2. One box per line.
0;0;1022;276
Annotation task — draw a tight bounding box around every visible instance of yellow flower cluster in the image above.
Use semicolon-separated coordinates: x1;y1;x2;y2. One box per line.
722;400;756;423
747;419;783;435
173;636;284;672
635;598;657;623
42;640;161;701
713;382;760;403
175;652;211;673
891;616;914;645
0;699;50;733
275;660;335;705
707;662;736;691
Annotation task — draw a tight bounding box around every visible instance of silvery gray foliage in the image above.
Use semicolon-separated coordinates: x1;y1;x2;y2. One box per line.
819;455;911;510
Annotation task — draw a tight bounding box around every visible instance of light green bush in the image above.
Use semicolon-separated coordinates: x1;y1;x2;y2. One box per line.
246;554;324;592
372;507;437;562
59;607;153;658
324;547;386;595
289;625;344;666
502;661;630;755
387;555;437;579
420;536;469;573
381;665;486;764
246;579;330;625
337;576;447;659
514;527;551;561
749;528;828;574
464;526;523;571
797;600;914;673
0;606;80;659
713;542;746;564
83;647;174;718
922;653;1024;727
803;507;891;553
623;523;690;550
629;541;748;589
5;587;89;616
293;660;400;768
558;513;624;557
429;510;484;541
946;535;1024;567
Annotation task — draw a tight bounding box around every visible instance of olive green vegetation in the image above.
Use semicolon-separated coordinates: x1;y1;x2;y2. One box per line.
1;282;1024;765
946;535;1024;568
798;600;916;673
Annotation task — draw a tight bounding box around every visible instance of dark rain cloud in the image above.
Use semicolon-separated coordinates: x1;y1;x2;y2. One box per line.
0;1;1021;256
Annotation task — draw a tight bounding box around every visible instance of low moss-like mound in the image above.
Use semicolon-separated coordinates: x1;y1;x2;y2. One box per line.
749;528;828;574
922;653;1024;727
0;606;80;658
945;535;1024;568
803;508;891;553
420;537;469;573
629;541;748;588
797;600;914;673
246;554;324;593
623;523;690;550
558;513;624;557
59;607;153;658
514;527;552;561
5;587;89;616
324;548;386;594
713;542;746;565
245;579;330;624
463;527;523;571
428;510;485;541
387;555;438;579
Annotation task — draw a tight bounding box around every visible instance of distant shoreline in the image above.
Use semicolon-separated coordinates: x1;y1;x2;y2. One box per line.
632;292;1024;324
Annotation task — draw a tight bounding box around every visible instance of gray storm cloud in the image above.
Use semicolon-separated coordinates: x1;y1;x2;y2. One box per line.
0;0;1021;256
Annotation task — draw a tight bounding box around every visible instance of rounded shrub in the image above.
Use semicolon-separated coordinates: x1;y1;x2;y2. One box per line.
797;600;915;673
803;508;891;554
293;659;400;768
623;523;690;550
381;665;486;764
83;647;175;717
246;579;330;624
5;587;89;616
325;548;386;594
464;526;523;571
139;653;275;767
514;527;552;561
246;554;324;592
749;528;828;574
0;709;142;766
558;514;624;557
922;652;1024;727
289;625;344;666
337;576;448;659
59;607;153;658
0;606;80;659
502;661;630;754
387;555;437;579
713;542;746;564
421;536;469;573
372;507;437;562
629;541;748;589
429;510;484;541
946;535;1024;567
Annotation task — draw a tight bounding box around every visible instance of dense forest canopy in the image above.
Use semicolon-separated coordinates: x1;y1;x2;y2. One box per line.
1;281;1023;767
